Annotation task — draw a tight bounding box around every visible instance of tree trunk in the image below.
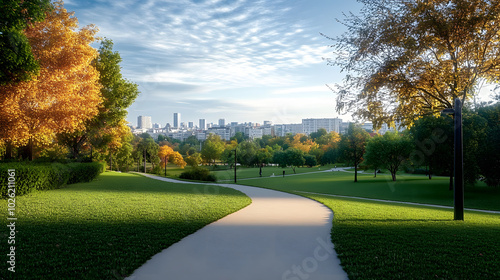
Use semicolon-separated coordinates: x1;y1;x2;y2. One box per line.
143;150;146;173
4;141;13;160
374;169;377;178
392;172;396;181
354;164;358;182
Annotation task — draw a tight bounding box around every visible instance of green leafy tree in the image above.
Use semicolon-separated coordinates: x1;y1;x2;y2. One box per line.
1;0;52;84
285;148;305;173
304;154;317;168
201;134;225;167
477;103;500;187
365;132;413;181
409;115;454;188
339;123;370;182
327;0;500;128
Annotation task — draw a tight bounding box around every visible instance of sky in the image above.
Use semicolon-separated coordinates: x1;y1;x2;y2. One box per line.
65;0;364;127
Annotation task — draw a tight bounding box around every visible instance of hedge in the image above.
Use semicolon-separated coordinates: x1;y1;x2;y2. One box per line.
179;167;217;182
0;162;105;198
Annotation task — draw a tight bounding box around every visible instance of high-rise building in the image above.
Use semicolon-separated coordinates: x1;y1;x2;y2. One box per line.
302;118;342;135
199;119;206;130
137;116;152;129
188;122;194;128
218;118;225;127
173;113;180;128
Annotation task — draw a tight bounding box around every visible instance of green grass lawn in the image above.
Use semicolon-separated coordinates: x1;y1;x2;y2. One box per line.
0;172;251;279
212;164;337;181
242;171;500;211
240;170;500;279
306;193;500;280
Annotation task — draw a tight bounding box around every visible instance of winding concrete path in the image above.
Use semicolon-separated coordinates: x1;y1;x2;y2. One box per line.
126;173;348;280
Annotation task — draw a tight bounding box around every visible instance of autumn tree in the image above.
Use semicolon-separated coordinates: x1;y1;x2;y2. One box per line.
0;0;52;84
326;0;500;128
0;1;101;160
58;38;139;159
158;145;186;169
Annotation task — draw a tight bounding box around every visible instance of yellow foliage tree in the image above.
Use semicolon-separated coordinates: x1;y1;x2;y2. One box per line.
158;145;187;169
0;1;101;156
289;134;318;153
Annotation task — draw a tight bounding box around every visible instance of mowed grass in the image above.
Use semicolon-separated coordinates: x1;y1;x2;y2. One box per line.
212;164;336;181
241;170;500;279
0;172;251;279
242;171;500;211
305;194;500;280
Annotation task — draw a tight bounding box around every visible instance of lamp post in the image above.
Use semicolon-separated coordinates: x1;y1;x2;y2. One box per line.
442;97;464;221
234;149;237;183
164;156;167;176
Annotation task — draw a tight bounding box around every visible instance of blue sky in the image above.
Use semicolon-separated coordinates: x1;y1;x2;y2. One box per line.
66;0;364;127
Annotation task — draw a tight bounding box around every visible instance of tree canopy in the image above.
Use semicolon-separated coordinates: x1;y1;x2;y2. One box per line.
327;0;500;128
0;0;52;84
0;2;101;150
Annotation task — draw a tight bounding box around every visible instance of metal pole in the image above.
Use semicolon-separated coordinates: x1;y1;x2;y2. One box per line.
454;98;464;220
164;156;167;176
234;149;237;183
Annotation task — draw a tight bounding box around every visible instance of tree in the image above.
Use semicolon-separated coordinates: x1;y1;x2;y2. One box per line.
409;115;454;187
310;128;328;141
304;154;317;167
158;145;186;169
285;148;305;173
327;0;500;128
185;152;203;168
339;123;370;182
136;137;159;172
237;141;259;166
0;2;101;160
365;132;413;181
58;38;139;158
201;134;224;167
0;0;52;84
477;103;500;187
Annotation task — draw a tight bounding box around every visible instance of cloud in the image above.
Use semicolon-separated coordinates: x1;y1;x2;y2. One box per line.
76;0;327;90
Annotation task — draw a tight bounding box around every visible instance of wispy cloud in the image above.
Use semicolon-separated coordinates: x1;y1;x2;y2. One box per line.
76;0;327;90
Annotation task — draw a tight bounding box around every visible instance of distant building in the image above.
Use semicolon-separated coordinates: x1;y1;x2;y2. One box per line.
137;116;152;129
302;118;342;135
199;119;206;130
188;122;194;128
218;118;225;127
274;124;304;137
173;113;180;128
208;127;231;141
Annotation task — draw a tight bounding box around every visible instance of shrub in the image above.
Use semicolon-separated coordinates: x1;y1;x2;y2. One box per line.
179;167;217;182
0;162;105;198
67;162;105;184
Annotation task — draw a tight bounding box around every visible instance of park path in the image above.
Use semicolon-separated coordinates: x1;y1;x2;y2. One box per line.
126;173;348;280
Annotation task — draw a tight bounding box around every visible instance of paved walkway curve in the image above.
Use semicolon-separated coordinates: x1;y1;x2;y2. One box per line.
126;173;348;280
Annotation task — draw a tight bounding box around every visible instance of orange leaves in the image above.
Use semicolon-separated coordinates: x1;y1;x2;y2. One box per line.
158;145;187;169
0;2;101;147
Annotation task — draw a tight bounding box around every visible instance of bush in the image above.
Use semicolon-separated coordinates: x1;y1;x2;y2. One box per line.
0;162;105;198
179;167;217;182
67;162;105;184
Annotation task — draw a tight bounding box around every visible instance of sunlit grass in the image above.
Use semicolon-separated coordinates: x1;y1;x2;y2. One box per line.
304;194;500;280
0;172;251;279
